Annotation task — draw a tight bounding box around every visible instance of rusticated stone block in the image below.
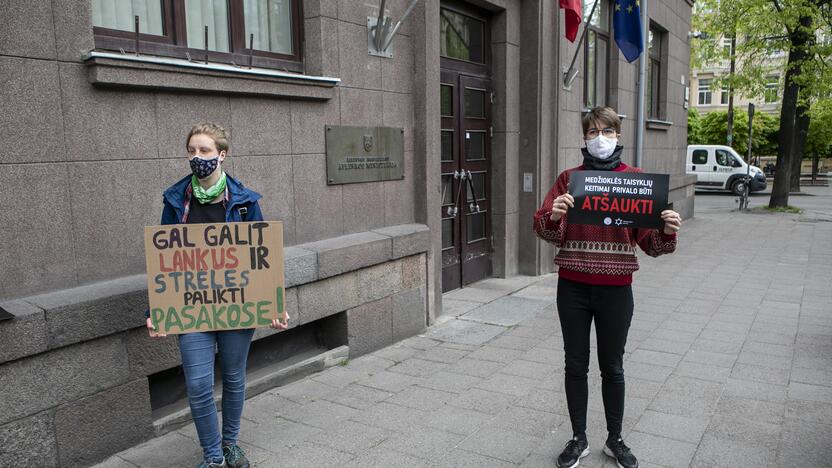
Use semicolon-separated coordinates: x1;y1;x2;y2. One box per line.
0;300;47;363
0;411;57;467
400;254;427;290
356;260;403;304
392;287;426;342
284;246;318;288
347;297;393;357
373;224;430;258
126;326;181;378
297;272;360;325
54;379;153;467
305;231;392;279
45;289;148;349
25;274;147;350
0;335;130;423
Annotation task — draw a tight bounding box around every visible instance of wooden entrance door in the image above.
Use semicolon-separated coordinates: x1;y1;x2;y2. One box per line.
439;3;492;292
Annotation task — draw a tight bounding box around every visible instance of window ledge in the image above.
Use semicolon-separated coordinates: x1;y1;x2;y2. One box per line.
83;51;340;101
646;119;673;131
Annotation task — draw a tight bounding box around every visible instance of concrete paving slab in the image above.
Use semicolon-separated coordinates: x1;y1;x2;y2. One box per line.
693;433;777;468
94;192;832;468
459;296;551;327
423;319;507;346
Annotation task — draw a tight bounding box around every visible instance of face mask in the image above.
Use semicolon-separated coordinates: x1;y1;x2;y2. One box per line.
190;156;219;179
585;135;618;159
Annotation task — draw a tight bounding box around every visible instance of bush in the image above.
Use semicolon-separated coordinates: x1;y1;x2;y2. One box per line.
687;108;701;145
689;109;779;157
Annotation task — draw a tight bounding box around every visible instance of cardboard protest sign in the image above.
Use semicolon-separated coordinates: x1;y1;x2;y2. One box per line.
568;171;669;229
144;222;285;334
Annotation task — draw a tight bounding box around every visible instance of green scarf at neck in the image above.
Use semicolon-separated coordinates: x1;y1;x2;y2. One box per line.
191;172;227;204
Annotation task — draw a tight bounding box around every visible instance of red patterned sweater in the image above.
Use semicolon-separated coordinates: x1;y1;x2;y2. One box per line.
533;163;677;286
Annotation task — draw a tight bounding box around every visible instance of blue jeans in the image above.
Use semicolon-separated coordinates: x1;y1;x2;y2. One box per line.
179;328;255;463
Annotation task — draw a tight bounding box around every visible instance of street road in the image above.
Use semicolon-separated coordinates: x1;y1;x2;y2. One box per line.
694;184;832;214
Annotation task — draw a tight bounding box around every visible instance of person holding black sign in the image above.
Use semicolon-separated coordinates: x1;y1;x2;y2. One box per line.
146;123;289;468
533;107;681;468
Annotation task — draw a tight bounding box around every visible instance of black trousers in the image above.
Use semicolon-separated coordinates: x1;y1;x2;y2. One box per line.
556;277;634;436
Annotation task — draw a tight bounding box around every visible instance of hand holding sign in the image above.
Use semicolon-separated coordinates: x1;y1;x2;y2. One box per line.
146;317;167;338
549;192;575;222
660;210;682;235
269;313;291;330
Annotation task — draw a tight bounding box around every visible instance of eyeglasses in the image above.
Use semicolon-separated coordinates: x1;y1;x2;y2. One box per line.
585;127;617;139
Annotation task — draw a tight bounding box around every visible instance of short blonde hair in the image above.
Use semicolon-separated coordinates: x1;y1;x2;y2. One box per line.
186;122;229;153
582;107;621;135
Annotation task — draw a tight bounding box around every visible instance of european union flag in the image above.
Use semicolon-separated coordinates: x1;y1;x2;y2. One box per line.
613;0;643;62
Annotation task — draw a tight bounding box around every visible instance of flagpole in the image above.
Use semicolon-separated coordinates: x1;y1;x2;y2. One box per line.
635;0;647;167
563;0;599;88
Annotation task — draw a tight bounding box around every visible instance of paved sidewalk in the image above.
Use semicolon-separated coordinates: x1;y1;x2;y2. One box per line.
96;190;832;468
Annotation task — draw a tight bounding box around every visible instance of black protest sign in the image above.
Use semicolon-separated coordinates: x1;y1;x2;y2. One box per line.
568;171;669;229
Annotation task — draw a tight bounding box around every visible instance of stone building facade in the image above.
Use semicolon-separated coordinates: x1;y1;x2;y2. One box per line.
0;0;694;465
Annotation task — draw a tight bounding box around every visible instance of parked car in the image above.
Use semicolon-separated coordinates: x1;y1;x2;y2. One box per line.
687;145;767;195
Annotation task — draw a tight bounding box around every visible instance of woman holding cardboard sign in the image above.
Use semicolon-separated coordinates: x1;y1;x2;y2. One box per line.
533;108;681;468
147;123;289;468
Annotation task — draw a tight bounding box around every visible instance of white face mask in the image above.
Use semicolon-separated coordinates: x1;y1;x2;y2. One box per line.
585;135;618;159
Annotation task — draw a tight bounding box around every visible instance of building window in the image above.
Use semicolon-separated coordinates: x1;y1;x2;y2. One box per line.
646;25;665;119
440;8;486;64
765;75;779;103
722;38;732;58
583;0;610;108
92;0;303;72
721;84;730;105
698;78;713;105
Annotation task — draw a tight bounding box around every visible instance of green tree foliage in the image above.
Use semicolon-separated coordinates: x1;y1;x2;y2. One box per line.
687;108;702;145
690;110;780;156
692;0;832;103
806;99;832;159
691;0;832;205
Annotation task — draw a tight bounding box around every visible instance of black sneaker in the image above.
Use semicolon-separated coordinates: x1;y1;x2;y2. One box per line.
603;437;638;468
557;436;590;468
222;444;250;468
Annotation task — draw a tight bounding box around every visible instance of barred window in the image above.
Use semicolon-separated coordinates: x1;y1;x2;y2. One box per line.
92;0;303;72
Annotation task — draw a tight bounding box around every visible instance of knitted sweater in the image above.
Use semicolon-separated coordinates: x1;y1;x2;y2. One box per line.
533;163;677;286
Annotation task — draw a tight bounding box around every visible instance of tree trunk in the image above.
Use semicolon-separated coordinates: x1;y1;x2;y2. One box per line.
769;15;811;208
790;101;810;191
770;53;800;207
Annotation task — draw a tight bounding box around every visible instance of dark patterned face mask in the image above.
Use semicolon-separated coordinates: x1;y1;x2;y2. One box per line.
190;156;219;179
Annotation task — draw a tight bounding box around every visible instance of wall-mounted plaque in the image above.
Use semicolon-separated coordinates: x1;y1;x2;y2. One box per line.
325;125;405;185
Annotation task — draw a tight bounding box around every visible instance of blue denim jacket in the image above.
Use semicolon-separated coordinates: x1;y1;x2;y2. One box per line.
161;174;264;225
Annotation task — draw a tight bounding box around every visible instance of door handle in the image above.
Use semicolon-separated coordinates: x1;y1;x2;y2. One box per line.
713;166;717;171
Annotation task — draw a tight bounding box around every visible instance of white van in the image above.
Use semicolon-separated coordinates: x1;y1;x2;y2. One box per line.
686;145;767;195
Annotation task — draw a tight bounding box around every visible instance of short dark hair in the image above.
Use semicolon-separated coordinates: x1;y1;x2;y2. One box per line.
582;107;621;135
